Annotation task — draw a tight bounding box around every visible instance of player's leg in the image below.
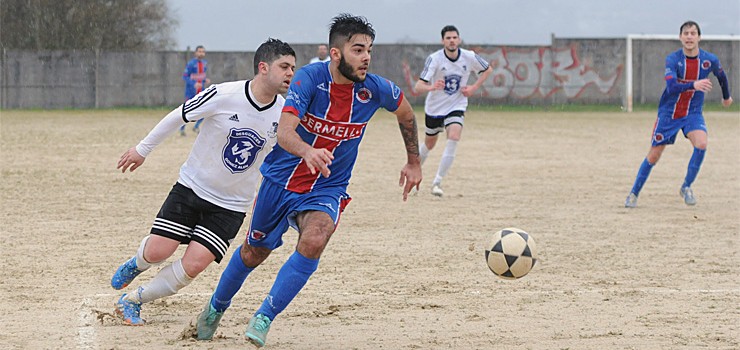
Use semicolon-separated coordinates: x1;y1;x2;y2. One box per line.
246;211;330;347
246;191;349;347
111;183;199;290
626;145;665;207
626;115;676;207
179;124;187;136
193;118;203;133
680;125;708;205
420;114;443;165
111;235;171;290
431;112;464;196
197;180;288;340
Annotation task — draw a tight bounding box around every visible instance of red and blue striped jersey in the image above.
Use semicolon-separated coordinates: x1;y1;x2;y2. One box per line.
261;62;405;193
183;58;208;99
659;49;729;119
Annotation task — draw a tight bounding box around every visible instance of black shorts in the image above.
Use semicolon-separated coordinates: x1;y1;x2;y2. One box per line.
150;182;246;263
425;110;465;136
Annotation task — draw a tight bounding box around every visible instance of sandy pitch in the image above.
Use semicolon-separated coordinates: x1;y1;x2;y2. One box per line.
1;109;738;349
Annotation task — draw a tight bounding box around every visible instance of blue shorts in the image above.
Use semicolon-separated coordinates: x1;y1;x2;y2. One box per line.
247;179;352;250
651;113;707;146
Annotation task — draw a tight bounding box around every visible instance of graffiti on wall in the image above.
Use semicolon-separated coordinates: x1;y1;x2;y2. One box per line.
402;45;623;99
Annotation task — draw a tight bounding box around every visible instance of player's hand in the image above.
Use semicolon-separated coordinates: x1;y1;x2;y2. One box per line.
399;162;422;201
461;85;477;97
722;97;733;107
195;82;203;90
692;79;712;92
303;148;334;178
117;147;145;173
432;79;445;91
206;78;211;86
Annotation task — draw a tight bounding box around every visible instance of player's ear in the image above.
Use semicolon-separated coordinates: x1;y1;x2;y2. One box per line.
329;47;341;61
258;61;269;74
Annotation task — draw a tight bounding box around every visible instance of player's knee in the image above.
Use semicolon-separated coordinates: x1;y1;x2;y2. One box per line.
646;154;661;164
143;235;179;263
181;259;209;278
297;229;332;258
694;141;707;150
241;244;271;268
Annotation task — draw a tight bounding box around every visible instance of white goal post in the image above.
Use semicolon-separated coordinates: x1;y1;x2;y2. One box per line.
625;34;739;112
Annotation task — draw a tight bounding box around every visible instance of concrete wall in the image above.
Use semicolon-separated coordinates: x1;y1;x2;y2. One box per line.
1;39;737;109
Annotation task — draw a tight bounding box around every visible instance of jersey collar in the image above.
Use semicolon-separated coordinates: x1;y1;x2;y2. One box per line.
244;80;276;111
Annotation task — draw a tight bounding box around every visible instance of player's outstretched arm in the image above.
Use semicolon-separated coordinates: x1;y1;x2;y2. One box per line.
118;107;187;173
394;97;422;201
277;112;333;178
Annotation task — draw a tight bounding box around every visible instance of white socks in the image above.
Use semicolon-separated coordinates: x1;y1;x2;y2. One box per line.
126;258;194;304
134;235;158;271
434;140;458;185
419;143;430;165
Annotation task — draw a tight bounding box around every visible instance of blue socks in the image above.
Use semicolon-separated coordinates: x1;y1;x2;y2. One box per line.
256;251;319;321
630;158;654;196
211;245;254;312
683;147;706;188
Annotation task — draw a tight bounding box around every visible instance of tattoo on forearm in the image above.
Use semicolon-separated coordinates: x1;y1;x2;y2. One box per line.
398;117;420;156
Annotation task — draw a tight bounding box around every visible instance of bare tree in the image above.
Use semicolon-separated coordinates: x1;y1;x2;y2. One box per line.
0;0;177;50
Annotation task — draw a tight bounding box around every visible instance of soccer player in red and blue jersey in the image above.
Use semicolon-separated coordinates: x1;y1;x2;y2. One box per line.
625;21;733;208
194;14;422;346
180;45;210;135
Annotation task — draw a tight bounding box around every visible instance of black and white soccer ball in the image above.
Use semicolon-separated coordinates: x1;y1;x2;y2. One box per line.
485;227;538;279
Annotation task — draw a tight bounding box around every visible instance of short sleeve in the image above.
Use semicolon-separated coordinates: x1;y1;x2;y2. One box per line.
471;52;490;73
419;55;436;82
376;77;404;112
282;67;317;118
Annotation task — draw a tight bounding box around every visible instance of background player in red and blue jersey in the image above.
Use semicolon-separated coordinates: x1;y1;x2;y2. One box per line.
625;21;733;208
180;45;210;135
194;14;422;346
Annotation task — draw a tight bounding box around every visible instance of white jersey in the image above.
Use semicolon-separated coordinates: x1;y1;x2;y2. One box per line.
135;80;282;212
309;56;331;64
419;48;490;116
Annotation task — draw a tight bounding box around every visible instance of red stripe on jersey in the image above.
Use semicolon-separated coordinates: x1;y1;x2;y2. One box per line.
286;136;340;193
282;106;300;116
672;58;699;119
326;83;354;123
196;61;204;94
285;83;355;193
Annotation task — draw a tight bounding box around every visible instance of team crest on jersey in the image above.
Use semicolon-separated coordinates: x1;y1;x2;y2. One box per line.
355;87;372;103
702;60;711;69
250;229;267;241
444;74;462;95
222;128;266;174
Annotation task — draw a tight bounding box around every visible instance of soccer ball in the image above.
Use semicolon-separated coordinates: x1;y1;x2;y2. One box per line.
485;227;537;279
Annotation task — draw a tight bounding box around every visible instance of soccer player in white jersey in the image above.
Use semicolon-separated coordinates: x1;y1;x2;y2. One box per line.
415;25;492;196
109;38;296;326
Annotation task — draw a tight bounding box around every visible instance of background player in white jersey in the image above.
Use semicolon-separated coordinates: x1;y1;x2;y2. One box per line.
109;38;296;326
308;43;330;64
415;25;492;196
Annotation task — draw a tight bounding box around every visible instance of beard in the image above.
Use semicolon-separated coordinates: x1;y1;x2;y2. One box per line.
338;55;365;83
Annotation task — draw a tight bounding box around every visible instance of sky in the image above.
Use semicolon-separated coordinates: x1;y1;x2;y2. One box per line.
166;0;740;51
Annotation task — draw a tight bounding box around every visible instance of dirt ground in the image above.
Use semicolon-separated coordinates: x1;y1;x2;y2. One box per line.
1;108;738;350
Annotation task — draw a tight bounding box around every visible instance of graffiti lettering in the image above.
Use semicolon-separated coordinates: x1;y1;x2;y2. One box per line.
403;45;622;99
